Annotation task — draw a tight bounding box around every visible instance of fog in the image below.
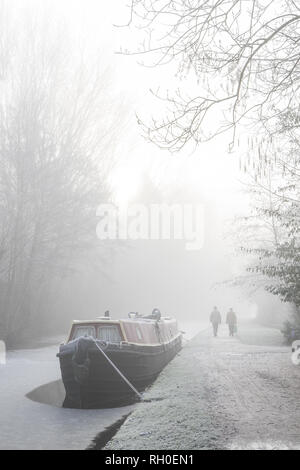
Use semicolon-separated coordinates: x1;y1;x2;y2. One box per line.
43;2;252;326
2;0;300;452
0;0;294;345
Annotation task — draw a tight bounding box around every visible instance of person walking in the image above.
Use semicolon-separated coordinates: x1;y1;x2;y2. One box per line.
226;308;237;336
210;306;222;337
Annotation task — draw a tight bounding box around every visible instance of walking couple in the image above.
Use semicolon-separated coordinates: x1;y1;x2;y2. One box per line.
210;306;237;337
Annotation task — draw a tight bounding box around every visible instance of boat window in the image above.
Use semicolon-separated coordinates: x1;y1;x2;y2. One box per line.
73;326;96;339
97;326;121;343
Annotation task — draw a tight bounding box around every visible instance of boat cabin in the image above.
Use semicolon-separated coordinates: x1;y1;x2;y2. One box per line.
67;316;179;346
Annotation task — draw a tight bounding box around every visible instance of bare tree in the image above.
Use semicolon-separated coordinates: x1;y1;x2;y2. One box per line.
0;2;126;345
123;0;300;152
122;1;300;331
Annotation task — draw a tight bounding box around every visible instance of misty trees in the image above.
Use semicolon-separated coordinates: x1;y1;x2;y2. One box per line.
236;179;299;301
0;4;124;345
123;1;300;328
230;143;300;334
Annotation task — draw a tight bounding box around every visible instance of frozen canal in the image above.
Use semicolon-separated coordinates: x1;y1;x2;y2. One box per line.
0;341;134;450
0;321;202;450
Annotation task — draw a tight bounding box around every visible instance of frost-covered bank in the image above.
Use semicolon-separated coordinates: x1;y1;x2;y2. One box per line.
105;324;300;450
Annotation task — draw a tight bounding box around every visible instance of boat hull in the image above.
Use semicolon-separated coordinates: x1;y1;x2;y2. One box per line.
58;335;182;408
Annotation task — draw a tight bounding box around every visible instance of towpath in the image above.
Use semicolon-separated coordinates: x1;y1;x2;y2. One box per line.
105;323;300;450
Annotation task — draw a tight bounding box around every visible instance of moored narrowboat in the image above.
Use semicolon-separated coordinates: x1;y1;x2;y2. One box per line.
57;310;182;408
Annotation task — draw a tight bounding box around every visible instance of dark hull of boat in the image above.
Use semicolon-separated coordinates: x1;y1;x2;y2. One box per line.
58;335;182;409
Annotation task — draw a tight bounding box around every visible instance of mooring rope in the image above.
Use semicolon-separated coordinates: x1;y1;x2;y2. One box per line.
92;340;143;401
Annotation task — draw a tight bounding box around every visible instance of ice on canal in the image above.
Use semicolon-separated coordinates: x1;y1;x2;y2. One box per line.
0;342;134;450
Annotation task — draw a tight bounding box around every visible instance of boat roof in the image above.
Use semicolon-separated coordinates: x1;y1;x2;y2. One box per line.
72;316;174;325
72;319;119;324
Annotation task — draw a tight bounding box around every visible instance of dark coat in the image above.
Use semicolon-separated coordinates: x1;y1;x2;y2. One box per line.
210;310;221;324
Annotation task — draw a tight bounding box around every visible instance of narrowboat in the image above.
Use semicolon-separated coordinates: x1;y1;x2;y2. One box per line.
57;310;182;408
